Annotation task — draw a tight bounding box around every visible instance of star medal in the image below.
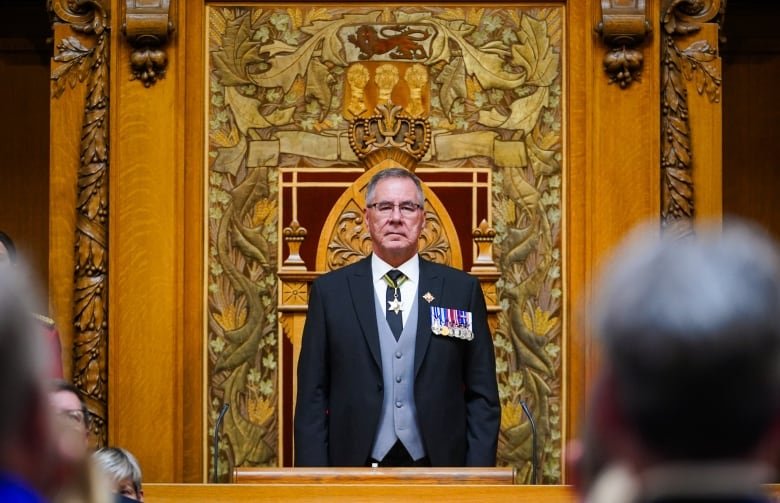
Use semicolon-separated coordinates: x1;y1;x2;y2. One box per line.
388;297;402;315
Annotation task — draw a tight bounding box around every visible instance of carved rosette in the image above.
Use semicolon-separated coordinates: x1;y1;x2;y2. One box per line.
122;0;175;87
50;0;111;446
661;0;723;236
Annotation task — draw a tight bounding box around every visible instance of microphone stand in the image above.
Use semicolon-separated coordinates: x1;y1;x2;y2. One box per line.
213;403;230;483
520;399;538;484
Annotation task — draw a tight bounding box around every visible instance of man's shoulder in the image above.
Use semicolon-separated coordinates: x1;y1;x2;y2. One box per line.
314;257;370;285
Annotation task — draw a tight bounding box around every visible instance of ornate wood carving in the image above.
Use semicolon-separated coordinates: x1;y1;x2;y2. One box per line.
596;0;651;88
472;219;498;273
122;0;174;87
282;220;307;270
50;0;111;446
209;5;562;479
661;0;723;236
315;168;462;272
348;103;432;170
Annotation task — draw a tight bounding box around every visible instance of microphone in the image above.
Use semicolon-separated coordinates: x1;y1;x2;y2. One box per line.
520;399;539;484
213;402;229;483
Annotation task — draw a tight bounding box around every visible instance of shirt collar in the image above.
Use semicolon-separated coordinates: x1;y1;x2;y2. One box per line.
371;253;419;285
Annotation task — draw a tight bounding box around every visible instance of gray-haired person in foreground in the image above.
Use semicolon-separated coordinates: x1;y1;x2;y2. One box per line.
93;447;144;502
0;266;53;502
575;221;780;503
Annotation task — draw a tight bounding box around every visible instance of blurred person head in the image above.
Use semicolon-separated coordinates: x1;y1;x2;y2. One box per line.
0;231;17;266
49;380;91;465
583;220;780;497
92;448;143;502
0;264;54;495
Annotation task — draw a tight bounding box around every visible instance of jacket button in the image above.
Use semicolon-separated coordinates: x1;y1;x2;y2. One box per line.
395;351;402;358
395;401;402;408
395;376;402;383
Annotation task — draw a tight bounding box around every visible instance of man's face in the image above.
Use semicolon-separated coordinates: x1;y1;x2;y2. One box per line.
49;389;90;463
365;176;425;266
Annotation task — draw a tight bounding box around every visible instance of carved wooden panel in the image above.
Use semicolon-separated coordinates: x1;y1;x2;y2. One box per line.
206;4;562;482
661;0;723;236
315;167;462;272
50;0;111;448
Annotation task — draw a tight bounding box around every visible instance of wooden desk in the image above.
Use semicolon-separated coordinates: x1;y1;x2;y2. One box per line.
233;466;517;484
144;483;574;502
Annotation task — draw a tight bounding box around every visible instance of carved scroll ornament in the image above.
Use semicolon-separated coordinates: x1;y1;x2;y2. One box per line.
50;0;111;446
596;0;651;88
122;0;174;87
661;0;723;236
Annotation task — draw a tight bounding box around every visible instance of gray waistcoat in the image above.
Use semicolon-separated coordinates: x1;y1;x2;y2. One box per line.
370;290;425;461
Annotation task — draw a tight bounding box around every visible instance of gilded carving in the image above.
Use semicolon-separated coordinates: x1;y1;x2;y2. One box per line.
661;0;723;236
472;219;498;273
281;281;308;306
325;200;453;270
282;220;307;270
208;6;562;481
347;24;432;61
122;0;175;87
346;64;370;116
405;64;428;117
207;167;279;477
348;103;432;164
596;0;651;88
50;0;111;447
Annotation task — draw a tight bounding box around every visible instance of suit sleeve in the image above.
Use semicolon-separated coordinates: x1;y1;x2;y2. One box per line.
464;276;501;466
294;281;330;466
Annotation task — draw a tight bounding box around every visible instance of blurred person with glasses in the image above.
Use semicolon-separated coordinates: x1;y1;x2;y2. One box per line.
48;381;113;503
295;167;499;467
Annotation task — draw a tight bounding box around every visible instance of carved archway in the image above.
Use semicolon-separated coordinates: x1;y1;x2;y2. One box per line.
316;163;463;272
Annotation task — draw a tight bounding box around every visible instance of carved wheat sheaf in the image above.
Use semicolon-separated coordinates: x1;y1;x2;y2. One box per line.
50;0;111;446
661;0;723;236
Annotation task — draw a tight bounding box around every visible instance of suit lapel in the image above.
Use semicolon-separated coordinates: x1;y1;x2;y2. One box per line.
347;256;382;370
415;258;443;376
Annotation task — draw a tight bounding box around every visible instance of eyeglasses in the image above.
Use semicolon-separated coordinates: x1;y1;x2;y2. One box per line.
366;201;423;217
56;408;89;429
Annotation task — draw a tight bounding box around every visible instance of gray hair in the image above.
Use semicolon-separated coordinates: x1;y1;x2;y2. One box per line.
93;447;143;494
593;220;780;459
0;266;47;442
365;167;425;206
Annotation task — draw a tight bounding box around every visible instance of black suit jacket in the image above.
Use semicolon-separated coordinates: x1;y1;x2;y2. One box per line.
294;255;500;466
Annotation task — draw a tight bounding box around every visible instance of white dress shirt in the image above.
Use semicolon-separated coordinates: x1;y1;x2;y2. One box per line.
371;254;419;327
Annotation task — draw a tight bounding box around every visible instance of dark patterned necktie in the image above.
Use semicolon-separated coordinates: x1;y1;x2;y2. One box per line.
384;269;405;340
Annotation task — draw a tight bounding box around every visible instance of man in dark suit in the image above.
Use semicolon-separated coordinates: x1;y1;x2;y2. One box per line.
574;221;780;503
294;167;500;467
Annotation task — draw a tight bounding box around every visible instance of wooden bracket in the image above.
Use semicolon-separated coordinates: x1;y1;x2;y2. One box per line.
122;0;174;87
596;0;651;88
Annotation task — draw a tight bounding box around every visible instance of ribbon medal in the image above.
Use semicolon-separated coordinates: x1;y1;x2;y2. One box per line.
430;306;474;341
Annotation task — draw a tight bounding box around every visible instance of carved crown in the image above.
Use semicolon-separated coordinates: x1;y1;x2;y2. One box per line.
348;102;431;170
